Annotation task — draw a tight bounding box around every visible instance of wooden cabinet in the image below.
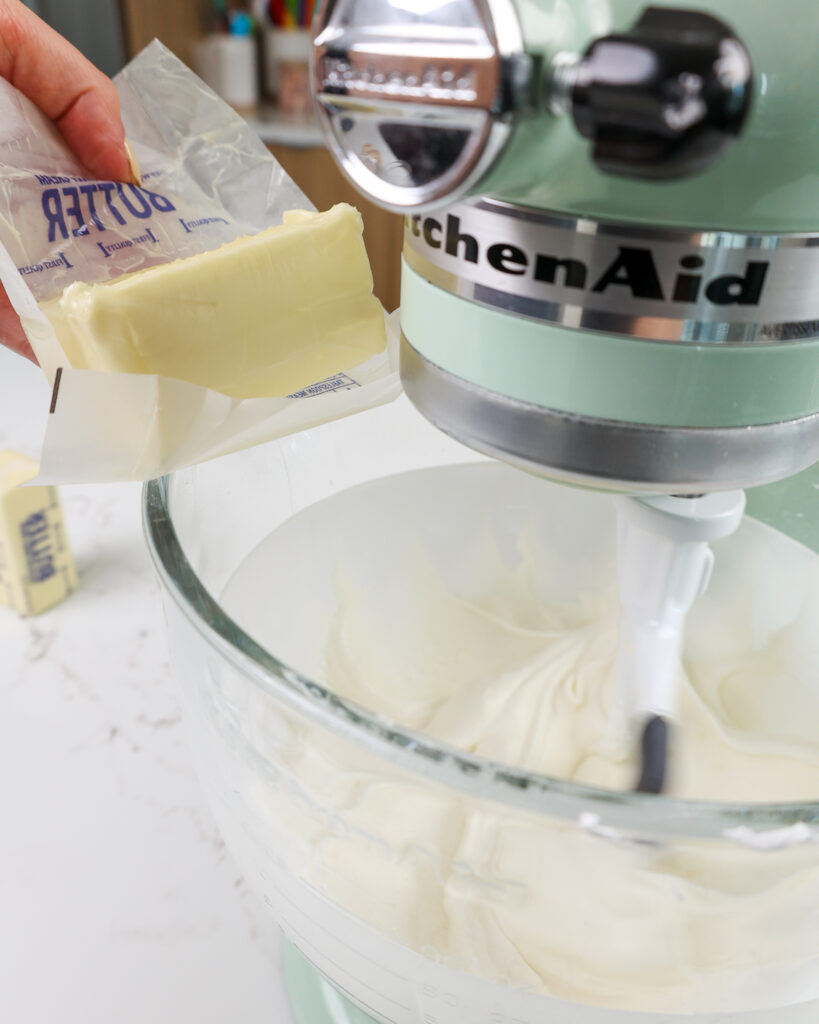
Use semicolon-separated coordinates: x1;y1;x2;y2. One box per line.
119;0;206;68
267;145;404;314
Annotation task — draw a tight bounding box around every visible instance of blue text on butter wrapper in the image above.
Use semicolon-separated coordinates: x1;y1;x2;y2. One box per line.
39;179;177;242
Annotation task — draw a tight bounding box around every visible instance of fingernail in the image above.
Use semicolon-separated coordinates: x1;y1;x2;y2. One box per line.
125;139;142;187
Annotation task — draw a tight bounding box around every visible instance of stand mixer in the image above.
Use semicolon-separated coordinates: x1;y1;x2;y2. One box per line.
311;0;819;789
143;4;819;1023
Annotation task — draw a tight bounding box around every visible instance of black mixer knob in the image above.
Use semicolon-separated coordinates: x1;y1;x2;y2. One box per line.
567;6;753;180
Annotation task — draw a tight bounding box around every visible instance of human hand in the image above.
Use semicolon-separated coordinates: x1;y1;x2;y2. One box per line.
0;0;137;362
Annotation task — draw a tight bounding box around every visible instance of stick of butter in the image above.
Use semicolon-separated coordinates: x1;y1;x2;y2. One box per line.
41;203;387;399
0;453;77;616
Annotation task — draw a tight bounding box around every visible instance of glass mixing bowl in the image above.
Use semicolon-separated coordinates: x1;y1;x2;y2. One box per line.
144;396;819;1024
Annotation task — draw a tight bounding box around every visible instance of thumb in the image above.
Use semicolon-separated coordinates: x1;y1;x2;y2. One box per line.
0;0;135;183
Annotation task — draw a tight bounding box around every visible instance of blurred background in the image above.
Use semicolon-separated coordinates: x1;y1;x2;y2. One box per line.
22;0;126;75
20;0;200;75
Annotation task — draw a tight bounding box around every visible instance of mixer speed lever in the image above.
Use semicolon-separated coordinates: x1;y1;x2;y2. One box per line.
552;6;754;179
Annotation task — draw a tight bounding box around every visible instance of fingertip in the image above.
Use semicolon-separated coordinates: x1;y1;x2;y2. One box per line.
124;139;142;187
95;138;135;185
0;294;37;363
19;336;38;364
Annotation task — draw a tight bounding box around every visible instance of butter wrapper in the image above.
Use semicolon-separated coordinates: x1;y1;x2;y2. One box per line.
0;42;401;483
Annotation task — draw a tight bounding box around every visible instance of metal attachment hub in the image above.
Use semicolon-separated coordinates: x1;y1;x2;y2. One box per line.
312;0;528;212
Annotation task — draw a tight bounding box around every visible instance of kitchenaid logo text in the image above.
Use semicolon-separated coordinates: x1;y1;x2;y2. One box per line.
408;213;770;308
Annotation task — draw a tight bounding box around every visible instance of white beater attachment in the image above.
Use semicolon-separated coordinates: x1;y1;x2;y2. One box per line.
613;490;746;792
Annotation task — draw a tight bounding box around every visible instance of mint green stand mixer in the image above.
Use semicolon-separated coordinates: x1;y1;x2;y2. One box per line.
297;0;818;1020
311;3;818;771
143;3;819;1024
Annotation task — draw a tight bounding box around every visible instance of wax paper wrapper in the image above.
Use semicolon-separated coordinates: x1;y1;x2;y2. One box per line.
0;41;401;483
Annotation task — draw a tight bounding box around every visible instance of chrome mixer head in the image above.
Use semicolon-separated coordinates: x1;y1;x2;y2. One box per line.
312;0;530;213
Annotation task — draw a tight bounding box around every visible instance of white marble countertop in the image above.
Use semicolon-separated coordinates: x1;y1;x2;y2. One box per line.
0;348;295;1024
